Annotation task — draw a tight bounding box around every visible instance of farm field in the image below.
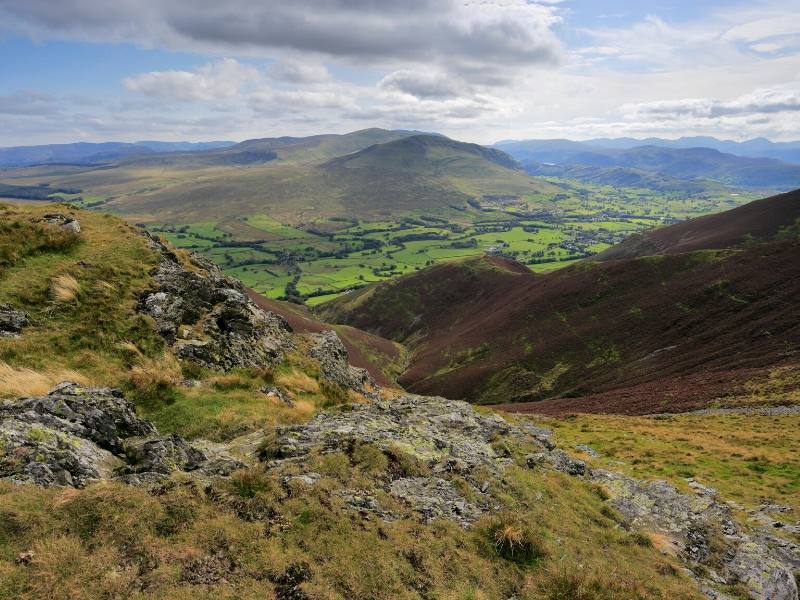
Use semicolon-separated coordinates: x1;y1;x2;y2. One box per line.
150;179;758;304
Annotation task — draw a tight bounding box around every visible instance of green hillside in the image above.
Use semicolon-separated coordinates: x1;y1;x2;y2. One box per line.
0;131;758;305
0;132;558;226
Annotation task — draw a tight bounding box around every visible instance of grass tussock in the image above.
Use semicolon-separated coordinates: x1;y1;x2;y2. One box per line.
50;273;80;303
0;361;90;398
490;513;545;565
126;353;182;409
276;368;320;394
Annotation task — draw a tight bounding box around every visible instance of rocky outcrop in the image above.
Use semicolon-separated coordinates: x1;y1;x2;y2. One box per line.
591;470;798;600
261;394;797;598
41;213;81;234
0;383;244;488
263;394;548;526
139;235;293;371
309;330;379;398
0;303;28;337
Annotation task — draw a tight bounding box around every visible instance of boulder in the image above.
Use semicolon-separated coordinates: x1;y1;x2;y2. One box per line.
0;303;28;337
525;449;586;476
122;433;207;474
0;382;156;455
41;213;80;234
139;235;293;371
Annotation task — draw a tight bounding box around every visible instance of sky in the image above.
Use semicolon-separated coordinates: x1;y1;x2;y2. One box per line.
0;0;798;146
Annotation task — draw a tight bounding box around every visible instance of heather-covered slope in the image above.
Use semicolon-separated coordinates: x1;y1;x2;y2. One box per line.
596;188;800;260
321;192;800;413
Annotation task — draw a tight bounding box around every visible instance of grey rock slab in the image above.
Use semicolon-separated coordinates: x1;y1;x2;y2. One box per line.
591;469;798;600
0;383;244;488
309;330;379;398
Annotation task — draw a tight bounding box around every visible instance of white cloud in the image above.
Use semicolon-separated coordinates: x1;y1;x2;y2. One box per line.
1;0;800;145
266;60;332;84
624;86;800;120
123;58;260;101
378;70;468;100
0;0;562;86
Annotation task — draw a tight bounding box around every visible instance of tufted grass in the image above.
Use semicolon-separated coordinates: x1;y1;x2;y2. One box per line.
0;361;91;397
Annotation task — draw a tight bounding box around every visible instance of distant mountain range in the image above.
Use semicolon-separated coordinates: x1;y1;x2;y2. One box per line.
496;136;800;164
0;140;235;167
495;139;800;191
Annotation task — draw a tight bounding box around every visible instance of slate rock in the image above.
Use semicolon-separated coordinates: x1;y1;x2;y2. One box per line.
0;303;28;337
139;235;293;371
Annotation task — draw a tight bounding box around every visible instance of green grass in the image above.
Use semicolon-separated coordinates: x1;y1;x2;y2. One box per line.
0;202;166;388
540;411;800;520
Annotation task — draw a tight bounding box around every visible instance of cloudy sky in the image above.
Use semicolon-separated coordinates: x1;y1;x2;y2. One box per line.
0;0;798;145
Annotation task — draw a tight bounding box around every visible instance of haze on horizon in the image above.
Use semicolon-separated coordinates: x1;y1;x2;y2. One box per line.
0;0;798;146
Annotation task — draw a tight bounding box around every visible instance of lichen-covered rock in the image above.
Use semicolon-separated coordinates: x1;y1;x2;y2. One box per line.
334;489;398;521
309;330;379;398
122;434;208;474
0;382;156;455
0;418;121;487
0;383;244;488
0;303;28;337
41;213;80;234
526;449;586;476
262;395;546;526
267;394;523;475
591;469;799;600
139;235;293;371
259;385;294;407
388;477;484;525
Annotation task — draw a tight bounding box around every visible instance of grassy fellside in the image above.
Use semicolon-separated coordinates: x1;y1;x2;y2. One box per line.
537;410;800;521
0;203;370;438
0;438;704;600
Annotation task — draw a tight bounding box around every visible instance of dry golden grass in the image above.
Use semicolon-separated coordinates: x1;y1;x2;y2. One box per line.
116;340;143;359
276;368;320;394
0;361;90;397
495;522;525;551
128;353;182;390
50;273;80;303
210;372;251;390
